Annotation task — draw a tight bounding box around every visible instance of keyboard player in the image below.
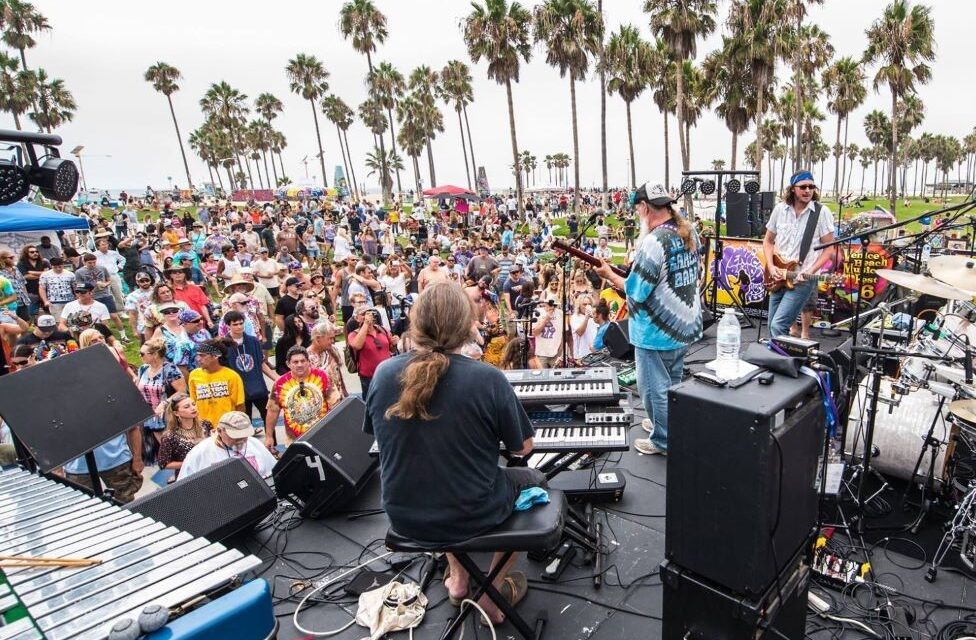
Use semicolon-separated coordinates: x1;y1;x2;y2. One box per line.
595;182;702;456
364;282;546;625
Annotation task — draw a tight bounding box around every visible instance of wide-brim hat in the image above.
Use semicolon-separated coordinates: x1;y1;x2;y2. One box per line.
222;275;255;293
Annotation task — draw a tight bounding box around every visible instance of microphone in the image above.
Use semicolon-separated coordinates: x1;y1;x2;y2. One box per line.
966;336;973;385
585;212;602;224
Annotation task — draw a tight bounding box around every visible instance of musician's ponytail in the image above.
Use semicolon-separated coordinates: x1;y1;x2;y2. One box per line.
384;283;474;421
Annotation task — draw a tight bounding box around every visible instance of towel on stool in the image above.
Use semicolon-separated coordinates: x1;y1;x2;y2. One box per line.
514;486;550;511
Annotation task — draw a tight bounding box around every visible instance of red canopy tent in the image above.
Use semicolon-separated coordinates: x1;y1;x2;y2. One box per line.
422;185;480;201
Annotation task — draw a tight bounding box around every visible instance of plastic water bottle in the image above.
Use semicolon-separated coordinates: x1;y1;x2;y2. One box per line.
921;242;932;265
716;308;741;377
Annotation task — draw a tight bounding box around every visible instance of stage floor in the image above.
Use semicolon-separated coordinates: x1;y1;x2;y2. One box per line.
242;322;976;640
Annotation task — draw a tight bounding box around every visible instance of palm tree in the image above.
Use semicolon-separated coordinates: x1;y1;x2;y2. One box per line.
270;130;288;186
368;61;406;195
29;68;75;133
712;159;726;171
703;38;753;170
439;60;476;190
646;0;717;218
789;23;833;171
200;81;251;188
602;24;651;188
359;98;391;201
0;52;34;130
859;147;871;195
364;147;402;201
649;38;676;187
597;0;608;206
844;143;859;194
339;0;388;192
408;66;442;188
534;0;603;211
188;126;223;193
286;53;330;188
864;109;891;195
397;95;427;194
144;62;193;188
463;0;533;215
727;0;788;173
255;93;283;183
863;0;934;213
822;56;866;197
0;0;49;71
322;95;359;200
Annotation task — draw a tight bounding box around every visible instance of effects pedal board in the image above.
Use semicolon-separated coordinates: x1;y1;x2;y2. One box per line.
584;405;632;424
549;468;626;503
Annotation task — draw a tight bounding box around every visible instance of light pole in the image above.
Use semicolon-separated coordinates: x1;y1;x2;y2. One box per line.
69;145;112;194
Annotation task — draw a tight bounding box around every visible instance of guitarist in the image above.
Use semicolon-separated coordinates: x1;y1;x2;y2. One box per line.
762;170;836;338
596;183;702;456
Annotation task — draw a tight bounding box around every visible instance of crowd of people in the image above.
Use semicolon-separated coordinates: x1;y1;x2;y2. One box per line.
0;188;646;501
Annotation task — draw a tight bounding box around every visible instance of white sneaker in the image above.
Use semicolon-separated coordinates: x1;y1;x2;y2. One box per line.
641;418;652;434
634;438;666;455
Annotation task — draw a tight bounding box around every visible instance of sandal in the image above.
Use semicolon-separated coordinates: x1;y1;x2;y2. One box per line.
443;563;469;607
478;570;528;627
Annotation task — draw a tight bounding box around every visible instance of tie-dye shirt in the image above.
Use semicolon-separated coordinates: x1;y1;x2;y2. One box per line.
625;222;702;351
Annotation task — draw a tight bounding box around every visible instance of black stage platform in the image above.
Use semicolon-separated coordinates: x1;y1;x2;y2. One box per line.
243;323;976;639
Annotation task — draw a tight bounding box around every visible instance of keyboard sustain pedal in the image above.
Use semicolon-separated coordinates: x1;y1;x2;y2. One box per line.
549;468;626;503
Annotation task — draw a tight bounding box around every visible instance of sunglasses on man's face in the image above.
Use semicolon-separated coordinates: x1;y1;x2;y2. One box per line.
162;308;180;315
795;184;817;191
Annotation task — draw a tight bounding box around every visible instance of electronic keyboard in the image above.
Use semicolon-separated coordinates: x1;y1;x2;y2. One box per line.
504;367;621;405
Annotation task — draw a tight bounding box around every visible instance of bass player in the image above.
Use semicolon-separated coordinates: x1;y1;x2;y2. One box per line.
762;170;836;338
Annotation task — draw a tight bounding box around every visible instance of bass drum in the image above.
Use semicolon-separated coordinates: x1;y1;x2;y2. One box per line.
846;376;956;487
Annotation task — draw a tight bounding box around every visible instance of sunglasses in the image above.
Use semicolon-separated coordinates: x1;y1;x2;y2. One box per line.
162;308;180;315
11;359;28;366
795;184;817;191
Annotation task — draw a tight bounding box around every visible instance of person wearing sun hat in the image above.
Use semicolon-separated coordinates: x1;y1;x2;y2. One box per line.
762;169;835;339
177;410;276;480
595;181;702;456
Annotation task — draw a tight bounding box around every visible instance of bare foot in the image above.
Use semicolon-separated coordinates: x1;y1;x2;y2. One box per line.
444;573;468;602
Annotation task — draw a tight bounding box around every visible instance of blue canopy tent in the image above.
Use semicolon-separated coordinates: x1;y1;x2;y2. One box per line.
0;201;90;232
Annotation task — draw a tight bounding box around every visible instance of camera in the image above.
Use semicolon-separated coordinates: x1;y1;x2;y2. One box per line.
365;309;382;324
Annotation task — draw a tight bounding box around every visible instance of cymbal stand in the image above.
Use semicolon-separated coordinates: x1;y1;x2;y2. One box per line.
902;387;950;534
926;480;976;582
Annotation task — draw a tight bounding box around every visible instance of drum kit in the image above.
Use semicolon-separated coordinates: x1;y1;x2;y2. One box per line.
844;256;976;579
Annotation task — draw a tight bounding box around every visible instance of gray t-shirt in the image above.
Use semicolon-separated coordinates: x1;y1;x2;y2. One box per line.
364;354;533;544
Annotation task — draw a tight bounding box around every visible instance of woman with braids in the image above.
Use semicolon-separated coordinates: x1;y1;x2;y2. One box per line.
596;182;702;457
364;282;544;625
157;393;209;481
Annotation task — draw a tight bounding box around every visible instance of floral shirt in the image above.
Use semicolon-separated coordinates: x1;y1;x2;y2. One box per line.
137;362;182;428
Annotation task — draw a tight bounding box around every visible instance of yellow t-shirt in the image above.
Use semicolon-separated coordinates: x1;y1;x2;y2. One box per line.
187;366;245;428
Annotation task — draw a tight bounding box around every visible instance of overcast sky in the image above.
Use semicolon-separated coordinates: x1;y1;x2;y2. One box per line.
11;0;971;194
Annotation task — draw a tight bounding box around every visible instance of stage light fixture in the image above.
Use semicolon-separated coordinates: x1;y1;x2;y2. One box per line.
30;157;79;202
725;178;741;194
699;179;716;195
680;178;697;195
0;160;30;206
744;179;761;194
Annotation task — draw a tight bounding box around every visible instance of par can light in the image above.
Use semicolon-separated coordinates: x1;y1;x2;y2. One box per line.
699;179;716;195
744;179;761;194
725;178;741;194
680;178;697;196
0;161;30;206
31;157;79;202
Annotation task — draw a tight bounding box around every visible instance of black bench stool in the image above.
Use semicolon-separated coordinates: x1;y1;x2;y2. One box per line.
385;489;567;640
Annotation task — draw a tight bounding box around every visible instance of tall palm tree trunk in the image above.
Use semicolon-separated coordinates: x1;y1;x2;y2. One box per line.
463;104;478;190
570;75;580;212
276;152;286;182
754;87;765;172
269;150;279;186
335;125;354;200
889;91;898;214
663;110;670;188
841;116;850;195
846;158;855;194
412;155;422;196
730;131;738;171
165;95;193;188
912;159;918;197
261;151;272;191
424;133;436;187
343;129;360;201
861;164;866;195
504;79;524;216
225;166;236;191
833;114;842;197
309;100;328;188
873;160;879;196
676;67;692;218
598;0;607;207
457;109;472;190
213;165;225;193
386;108;403;195
243;155;255;190
626;102;635;189
364;52;389;202
205;163;216;189
254;159;264;189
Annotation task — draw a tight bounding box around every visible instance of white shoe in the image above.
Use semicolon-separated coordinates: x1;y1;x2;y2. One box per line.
641;418;652;434
634;438;666;455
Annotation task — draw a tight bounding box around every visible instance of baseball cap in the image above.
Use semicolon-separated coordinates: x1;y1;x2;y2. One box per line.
36;315;56;329
49;257;64;266
217;411;255;439
74;282;93;293
633;183;676;207
259;247;269;253
284;276;301;288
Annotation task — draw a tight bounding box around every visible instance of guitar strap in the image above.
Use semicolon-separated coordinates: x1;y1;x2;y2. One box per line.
797;202;823;266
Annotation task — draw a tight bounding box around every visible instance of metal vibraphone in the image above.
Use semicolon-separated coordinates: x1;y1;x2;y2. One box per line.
0;467;269;640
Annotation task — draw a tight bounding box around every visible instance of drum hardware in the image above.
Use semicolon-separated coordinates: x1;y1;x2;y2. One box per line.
927;481;976;583
902;394;951;534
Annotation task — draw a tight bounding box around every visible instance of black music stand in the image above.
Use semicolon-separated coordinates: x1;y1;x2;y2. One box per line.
0;345;152;495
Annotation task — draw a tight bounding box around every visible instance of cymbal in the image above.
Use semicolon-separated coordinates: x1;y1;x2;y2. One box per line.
928;255;976;294
875;269;973;301
950;399;976;424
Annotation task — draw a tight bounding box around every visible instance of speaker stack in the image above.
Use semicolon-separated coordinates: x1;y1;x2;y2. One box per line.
661;373;824;640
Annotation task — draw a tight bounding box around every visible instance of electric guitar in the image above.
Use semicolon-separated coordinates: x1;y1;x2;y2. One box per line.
551;239;629;278
765;253;844;293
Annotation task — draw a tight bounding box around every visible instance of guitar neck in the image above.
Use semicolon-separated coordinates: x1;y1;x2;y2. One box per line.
552;239;628;278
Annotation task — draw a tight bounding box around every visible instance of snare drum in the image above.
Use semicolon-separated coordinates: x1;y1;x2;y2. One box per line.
846;376;957;487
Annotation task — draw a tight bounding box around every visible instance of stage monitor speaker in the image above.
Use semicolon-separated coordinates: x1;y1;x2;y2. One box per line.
126;457;276;542
665;373;822;596
749;193;764;237
725;192;751;237
272;396;378;518
603;320;634;360
761;191;776;211
661;545;810;640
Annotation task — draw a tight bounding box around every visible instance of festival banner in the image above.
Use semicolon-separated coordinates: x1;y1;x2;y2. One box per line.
832;242;894;311
476;166;490;195
702;238;769;316
334;165;349;197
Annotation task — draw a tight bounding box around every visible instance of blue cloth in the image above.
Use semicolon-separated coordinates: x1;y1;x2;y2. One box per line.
790;171;814;185
0;201;90;232
635;345;687;451
64;435;131;474
767;278;816;338
514;487;550;511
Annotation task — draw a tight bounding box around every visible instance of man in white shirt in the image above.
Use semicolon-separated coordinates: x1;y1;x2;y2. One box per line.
532;299;563;368
762;170;836;338
179;411;276;480
594;237;613;261
59;283;111;331
94;237;126;310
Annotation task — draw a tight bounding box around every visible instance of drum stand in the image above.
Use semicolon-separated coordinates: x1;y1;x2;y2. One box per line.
926;481;976;582
903;395;949;534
